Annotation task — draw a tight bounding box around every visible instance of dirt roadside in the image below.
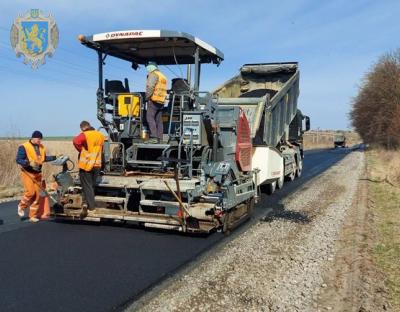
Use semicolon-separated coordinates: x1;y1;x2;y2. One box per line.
130;150;383;311
317;170;391;311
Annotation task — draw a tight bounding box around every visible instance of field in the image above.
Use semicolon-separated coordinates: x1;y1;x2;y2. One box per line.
0;139;77;197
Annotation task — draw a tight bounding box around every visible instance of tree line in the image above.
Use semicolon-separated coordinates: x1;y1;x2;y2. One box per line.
351;50;400;149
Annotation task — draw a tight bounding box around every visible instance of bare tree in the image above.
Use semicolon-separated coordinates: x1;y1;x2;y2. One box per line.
350;49;400;149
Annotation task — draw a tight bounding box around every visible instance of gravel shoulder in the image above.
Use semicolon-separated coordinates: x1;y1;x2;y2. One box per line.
316;168;391;312
129;150;375;312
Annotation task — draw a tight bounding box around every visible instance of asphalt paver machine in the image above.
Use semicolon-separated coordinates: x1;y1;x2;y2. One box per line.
53;30;256;233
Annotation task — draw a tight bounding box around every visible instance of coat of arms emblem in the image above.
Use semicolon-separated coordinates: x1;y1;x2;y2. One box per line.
10;9;59;69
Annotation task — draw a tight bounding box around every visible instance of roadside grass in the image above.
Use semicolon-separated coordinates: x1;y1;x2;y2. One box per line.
367;149;400;310
0;139;21;189
0;136;73;141
0;139;77;198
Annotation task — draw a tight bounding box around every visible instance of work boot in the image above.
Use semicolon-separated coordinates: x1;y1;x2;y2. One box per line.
29;217;39;223
17;206;24;218
80;204;88;219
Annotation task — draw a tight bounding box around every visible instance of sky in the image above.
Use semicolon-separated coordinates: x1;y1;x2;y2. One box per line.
0;0;399;136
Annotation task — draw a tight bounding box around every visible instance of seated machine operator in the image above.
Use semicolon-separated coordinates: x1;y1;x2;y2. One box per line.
145;62;168;143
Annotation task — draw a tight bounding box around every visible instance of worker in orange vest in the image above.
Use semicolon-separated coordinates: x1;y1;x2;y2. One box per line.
16;130;56;222
145;62;168;143
73;121;105;218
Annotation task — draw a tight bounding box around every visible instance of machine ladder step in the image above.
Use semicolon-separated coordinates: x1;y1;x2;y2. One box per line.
95;196;125;204
127;160;163;165
140;199;187;208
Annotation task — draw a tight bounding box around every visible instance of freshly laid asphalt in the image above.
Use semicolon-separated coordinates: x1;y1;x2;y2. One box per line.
0;147;355;312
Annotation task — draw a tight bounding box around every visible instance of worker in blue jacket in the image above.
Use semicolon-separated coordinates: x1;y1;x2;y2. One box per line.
16;130;56;222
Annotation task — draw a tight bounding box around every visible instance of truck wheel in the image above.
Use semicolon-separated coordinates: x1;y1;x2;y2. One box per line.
285;163;296;182
266;181;276;195
296;159;303;178
277;174;284;189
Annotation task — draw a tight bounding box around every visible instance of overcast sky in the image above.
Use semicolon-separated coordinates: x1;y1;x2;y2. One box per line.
0;0;399;136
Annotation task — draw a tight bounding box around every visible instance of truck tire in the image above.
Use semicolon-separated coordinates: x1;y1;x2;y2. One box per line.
296;159;303;178
285;163;296;181
277;167;284;189
266;181;276;195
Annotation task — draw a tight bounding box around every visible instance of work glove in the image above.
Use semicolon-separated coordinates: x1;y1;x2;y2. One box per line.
29;161;41;172
56;153;64;158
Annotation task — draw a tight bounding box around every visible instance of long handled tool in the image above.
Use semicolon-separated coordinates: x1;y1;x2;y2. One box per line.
21;168;47;196
163;180;190;217
21;168;57;204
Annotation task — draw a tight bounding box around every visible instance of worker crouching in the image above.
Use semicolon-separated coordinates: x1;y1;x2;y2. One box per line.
16;130;56;222
73;121;105;218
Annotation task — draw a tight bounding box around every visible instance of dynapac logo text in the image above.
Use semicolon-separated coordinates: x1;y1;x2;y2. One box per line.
105;31;143;38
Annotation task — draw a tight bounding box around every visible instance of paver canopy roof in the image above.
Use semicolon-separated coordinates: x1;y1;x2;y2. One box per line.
80;29;224;66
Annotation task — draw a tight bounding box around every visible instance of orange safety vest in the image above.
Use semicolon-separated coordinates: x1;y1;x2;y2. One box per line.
151;70;167;104
22;141;45;165
78;130;105;171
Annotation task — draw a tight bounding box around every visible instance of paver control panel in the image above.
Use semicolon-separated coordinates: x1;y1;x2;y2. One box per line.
182;113;202;145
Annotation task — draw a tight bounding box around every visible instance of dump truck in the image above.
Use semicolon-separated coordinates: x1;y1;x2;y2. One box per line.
51;30;310;233
214;62;310;194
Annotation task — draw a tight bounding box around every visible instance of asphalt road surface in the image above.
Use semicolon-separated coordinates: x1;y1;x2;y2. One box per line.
0;148;353;312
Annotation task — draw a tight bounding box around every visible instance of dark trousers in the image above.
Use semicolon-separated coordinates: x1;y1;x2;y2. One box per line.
79;168;100;209
146;100;164;140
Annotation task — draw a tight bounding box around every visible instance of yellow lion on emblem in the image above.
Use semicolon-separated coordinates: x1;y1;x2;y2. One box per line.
21;24;46;54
